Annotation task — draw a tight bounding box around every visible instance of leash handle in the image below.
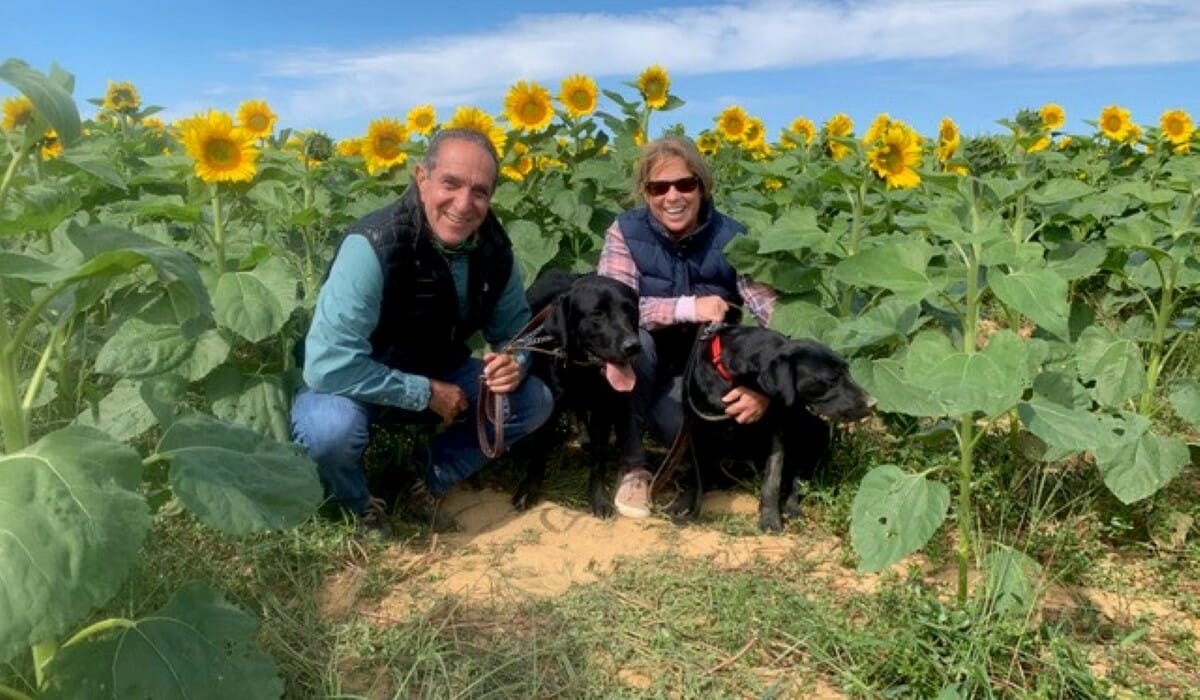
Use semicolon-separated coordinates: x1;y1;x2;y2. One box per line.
476;303;557;459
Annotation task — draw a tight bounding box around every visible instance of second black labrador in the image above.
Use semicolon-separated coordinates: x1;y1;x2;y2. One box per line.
511;270;641;517
663;324;873;532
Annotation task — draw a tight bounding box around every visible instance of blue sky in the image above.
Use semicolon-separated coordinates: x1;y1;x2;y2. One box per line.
3;0;1198;142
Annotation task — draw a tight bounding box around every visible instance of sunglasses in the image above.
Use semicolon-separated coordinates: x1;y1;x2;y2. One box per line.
644;175;701;196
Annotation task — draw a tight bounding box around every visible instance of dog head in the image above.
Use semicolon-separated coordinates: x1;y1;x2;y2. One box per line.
544;274;641;392
756;339;873;422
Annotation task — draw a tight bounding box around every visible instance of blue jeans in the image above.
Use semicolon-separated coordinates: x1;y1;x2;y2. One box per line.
291;357;553;513
620;328;687;469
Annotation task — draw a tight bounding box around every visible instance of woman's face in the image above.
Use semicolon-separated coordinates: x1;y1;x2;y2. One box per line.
644;155;702;237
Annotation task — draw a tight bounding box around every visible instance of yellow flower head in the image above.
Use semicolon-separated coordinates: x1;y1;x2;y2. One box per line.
363;117;410;175
503;80;554;132
1039;103;1065;131
742;117;766;148
141;116;165;132
863;113;891;144
1124;122;1143;147
336;137;363;157
1098;105;1133;142
447;105;506;157
762;177;783;192
716;105;750;142
1028;136;1051;153
936;117;960;162
696;131;721;155
787;117;817;145
406;104;437;136
40;129;62;160
558;74;599;118
823;113;854;160
2;96;34;132
868;124;922;189
636;64;670;109
633;129;646;147
236;100;277;138
103;80;141;114
1159;109;1194;146
178;110;260;184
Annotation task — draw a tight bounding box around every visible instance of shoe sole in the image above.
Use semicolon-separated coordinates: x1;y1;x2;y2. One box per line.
614;500;652;519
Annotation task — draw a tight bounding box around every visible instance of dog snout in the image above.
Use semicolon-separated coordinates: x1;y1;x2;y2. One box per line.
620;337;641;359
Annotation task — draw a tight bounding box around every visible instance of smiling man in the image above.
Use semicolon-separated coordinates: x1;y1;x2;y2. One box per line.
291;128;553;534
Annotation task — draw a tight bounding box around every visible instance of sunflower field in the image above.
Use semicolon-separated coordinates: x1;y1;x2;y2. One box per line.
1;57;1198;697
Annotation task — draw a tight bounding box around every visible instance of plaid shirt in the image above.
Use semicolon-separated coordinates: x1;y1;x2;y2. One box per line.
597;218;777;330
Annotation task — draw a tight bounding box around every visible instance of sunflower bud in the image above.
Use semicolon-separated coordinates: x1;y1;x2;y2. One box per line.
304;131;334;163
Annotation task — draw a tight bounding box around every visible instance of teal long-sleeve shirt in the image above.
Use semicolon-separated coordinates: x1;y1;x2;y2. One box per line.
302;234;531;411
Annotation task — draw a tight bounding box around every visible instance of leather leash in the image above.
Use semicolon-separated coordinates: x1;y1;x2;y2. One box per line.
477;303;558;459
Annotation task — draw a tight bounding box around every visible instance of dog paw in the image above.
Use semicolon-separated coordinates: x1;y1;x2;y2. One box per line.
511;488;540;511
758;512;784;533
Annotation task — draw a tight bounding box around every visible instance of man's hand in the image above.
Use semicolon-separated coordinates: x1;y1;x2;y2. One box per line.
428;379;468;424
482;352;522;394
722;386;769;424
695;295;730;323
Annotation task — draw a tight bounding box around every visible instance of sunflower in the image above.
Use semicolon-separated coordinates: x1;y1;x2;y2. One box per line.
742;117;767;149
1160;109;1194;147
1098;105;1133;142
1039;103;1065;131
40;129;62;160
406;104;437;136
696;131;721;155
503;80;554;132
863;113;891;144
237;100;277;139
823;113;854;160
936;117;960;162
716;105;750;142
362;117;409;175
868;124;922;189
787;117;817;145
141;116;165;132
446;105;506;157
1027;136;1051;153
558;74;599;118
178;110;259;183
103;80;141;114
636;64;670;109
336;137;363;157
762;177;783;192
2;96;33;132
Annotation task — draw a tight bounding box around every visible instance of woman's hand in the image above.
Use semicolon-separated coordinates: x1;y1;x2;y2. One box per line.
722;386;769;424
695;295;730;323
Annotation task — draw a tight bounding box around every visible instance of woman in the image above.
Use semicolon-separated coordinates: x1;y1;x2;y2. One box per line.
598;135;778;518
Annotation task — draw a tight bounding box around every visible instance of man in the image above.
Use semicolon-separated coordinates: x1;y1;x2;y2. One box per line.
291;128;553;533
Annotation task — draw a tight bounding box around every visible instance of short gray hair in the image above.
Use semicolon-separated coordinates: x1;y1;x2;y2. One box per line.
422;128;500;186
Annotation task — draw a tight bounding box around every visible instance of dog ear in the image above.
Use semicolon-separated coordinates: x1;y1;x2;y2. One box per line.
757;354;796;406
542;298;570;347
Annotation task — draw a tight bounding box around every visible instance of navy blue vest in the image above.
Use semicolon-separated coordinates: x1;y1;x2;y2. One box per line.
339;185;513;376
618;200;744;304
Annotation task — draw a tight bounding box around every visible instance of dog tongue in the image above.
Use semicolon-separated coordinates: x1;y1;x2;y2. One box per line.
604;362;636;392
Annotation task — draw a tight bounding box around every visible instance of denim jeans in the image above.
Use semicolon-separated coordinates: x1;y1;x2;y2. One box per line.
619;327;688;469
291;357;553;513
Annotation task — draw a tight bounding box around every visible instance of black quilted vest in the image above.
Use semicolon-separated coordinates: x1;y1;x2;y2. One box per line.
340;185;513;376
618;199;744;303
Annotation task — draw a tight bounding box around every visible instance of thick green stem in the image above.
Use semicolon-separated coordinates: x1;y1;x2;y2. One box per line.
62;616;136;647
956;417;976;606
0;284;28;453
839;183;866;316
21;327;56;411
211;188;226;272
1139;265;1176;415
0;142;31;211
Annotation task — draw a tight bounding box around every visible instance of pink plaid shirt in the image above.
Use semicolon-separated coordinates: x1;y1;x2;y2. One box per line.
597;218;777;330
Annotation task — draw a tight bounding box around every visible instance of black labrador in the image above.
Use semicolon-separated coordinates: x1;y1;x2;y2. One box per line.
663;324;873;532
511;270;641;517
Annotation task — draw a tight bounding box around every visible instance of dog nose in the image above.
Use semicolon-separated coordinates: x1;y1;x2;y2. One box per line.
621;338;641;357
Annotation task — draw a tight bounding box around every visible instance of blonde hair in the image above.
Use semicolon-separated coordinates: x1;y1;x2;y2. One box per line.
630;135;713;204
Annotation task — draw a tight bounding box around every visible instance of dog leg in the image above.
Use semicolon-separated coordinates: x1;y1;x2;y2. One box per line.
759;433;785;532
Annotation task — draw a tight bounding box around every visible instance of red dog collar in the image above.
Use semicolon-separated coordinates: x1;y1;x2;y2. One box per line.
709;333;734;383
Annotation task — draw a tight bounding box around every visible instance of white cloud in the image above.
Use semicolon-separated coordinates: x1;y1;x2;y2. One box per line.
244;0;1200;128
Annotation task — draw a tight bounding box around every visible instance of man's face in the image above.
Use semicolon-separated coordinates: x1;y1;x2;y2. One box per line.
415;138;496;247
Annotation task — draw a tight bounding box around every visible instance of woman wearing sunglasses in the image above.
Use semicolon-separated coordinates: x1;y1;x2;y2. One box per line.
598;135;779;519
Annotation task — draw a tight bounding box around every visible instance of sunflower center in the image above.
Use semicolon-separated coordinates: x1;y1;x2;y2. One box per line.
1103;115;1123;132
570;91;591;109
376;137;401;159
204;137;240;167
521;101;544;121
249;114;269;131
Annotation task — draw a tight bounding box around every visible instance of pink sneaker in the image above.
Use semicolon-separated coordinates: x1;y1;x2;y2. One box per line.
614;467;653;519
